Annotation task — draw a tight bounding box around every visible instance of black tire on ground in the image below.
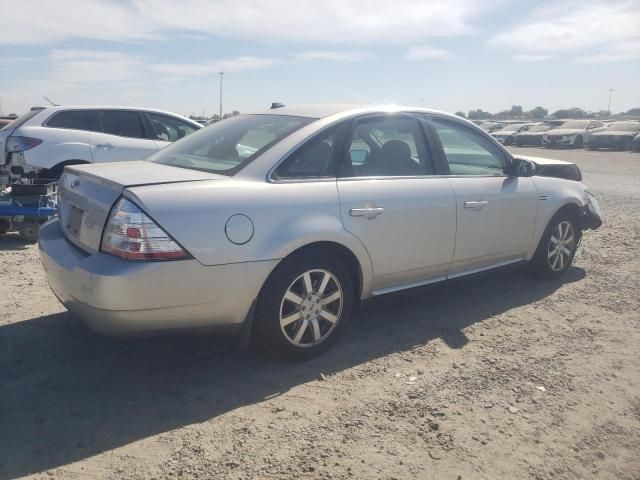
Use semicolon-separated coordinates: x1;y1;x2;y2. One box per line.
254;249;354;360
574;136;583;148
623;138;633;151
505;136;513;146
18;221;40;243
529;212;581;280
0;218;12;234
588;144;598;151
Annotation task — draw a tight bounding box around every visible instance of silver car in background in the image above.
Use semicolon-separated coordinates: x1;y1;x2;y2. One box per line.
39;105;602;359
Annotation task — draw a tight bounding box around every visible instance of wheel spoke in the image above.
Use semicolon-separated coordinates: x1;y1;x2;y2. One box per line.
548;249;556;259
551;254;560;269
321;291;341;306
303;272;313;296
293;319;308;343
280;311;301;327
317;272;330;295
284;290;304;305
564;235;574;246
550;235;559;245
561;245;571;256
310;318;321;343
557;251;564;269
319;309;338;324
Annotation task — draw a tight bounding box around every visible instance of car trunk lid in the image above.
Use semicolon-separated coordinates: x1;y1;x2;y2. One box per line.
58;161;225;253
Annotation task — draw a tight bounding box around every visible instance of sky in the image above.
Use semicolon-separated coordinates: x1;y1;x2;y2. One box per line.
0;0;639;118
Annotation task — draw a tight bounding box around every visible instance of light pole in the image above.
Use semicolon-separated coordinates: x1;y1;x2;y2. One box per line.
607;88;614;113
218;71;225;119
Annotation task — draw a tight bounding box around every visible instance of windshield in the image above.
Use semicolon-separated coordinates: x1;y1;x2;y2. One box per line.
560;120;589;129
497;124;525;132
149;114;314;175
527;124;550;132
607;122;640;132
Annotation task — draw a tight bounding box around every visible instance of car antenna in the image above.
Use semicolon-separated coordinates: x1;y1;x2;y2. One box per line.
270;102;285;109
43;96;59;106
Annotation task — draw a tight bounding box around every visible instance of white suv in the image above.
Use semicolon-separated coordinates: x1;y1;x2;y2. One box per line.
0;105;201;186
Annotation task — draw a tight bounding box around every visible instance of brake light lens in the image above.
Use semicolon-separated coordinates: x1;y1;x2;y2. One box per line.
6;136;43;152
101;198;189;260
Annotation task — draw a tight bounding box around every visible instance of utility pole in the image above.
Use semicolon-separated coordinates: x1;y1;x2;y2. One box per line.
607;88;614;113
218;71;225;119
420;97;424;108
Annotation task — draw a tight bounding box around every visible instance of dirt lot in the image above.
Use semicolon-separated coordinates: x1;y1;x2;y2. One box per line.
1;147;639;480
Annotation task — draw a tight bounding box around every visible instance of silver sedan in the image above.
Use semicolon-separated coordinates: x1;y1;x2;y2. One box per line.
39;105;602;359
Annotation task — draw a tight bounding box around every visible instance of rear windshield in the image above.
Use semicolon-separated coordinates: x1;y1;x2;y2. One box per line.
148;114;313;175
0;108;44;131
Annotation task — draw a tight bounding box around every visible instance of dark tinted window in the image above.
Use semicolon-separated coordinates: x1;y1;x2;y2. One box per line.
430;117;507;176
101;110;144;138
148;112;198;142
342;115;432;177
274;124;347;179
46;110;100;131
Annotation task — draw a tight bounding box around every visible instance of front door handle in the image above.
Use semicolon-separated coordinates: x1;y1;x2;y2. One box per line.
350;207;384;219
464;200;488;209
96;143;114;149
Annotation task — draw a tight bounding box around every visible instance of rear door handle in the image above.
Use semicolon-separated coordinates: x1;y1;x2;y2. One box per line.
95;143;114;149
349;207;384;219
464;200;488;209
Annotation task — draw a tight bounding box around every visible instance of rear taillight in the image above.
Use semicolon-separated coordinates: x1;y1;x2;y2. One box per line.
6;136;43;152
101;198;189;261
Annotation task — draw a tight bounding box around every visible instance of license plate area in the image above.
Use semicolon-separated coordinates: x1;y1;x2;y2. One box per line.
66;204;84;238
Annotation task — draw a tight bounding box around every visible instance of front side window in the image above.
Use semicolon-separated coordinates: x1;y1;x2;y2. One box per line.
101;110;145;138
148;112;198;142
342;115;432;177
46;110;100;131
149;114;313;175
430;117;507;176
274;124;347;179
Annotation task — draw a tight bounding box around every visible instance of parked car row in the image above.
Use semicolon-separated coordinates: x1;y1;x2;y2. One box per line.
482;119;640;150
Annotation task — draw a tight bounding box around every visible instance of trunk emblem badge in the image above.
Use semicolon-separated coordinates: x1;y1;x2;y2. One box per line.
70;179;80;189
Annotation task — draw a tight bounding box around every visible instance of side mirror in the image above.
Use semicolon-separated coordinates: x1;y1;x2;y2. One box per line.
511;158;536;177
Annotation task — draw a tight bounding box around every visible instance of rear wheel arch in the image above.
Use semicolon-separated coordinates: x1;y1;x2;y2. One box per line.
42;159;90;179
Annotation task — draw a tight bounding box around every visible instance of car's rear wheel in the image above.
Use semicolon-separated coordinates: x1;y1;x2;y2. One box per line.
530;213;580;279
623;138;633;151
0;218;12;234
574;136;583;148
18;221;40;243
255;249;354;360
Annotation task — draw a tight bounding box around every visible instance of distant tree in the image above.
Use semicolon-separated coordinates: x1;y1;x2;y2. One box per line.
509;105;523;117
524;106;548;119
467;109;492;120
232;110;240;116
552;107;586;119
455;111;466;118
626;107;640;116
494;110;511;119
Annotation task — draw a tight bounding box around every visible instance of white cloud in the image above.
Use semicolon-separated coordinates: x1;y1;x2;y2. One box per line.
49;50;144;84
2;0;497;45
404;46;450;60
490;0;640;64
512;54;553;62
295;51;372;62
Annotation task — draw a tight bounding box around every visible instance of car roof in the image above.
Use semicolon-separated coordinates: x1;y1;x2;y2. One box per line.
252;103;458;120
29;105;199;123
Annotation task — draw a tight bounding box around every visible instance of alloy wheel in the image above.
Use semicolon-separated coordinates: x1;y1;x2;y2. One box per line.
547;221;576;272
279;269;343;347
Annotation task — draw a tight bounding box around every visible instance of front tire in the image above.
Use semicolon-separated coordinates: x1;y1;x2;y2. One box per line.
574;136;583;148
255;249;354;360
530;213;580;279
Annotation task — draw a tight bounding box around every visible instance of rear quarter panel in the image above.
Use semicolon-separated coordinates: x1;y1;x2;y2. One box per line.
19;126;93;169
126;179;374;298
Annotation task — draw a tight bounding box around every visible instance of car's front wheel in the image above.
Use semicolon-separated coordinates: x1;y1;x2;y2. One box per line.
530;213;581;279
255;249;354;360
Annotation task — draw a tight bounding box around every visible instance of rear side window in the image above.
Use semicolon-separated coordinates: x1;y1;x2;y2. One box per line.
46;110;100;131
101;110;145;138
147;112;198;142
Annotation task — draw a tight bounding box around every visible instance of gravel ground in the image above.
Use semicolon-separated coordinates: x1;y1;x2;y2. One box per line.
1;147;639;480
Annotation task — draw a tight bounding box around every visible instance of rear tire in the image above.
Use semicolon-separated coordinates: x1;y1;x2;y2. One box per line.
574;136;583;148
530;213;581;279
0;218;12;234
18;221;40;243
623;138;633;151
255;249;354;360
